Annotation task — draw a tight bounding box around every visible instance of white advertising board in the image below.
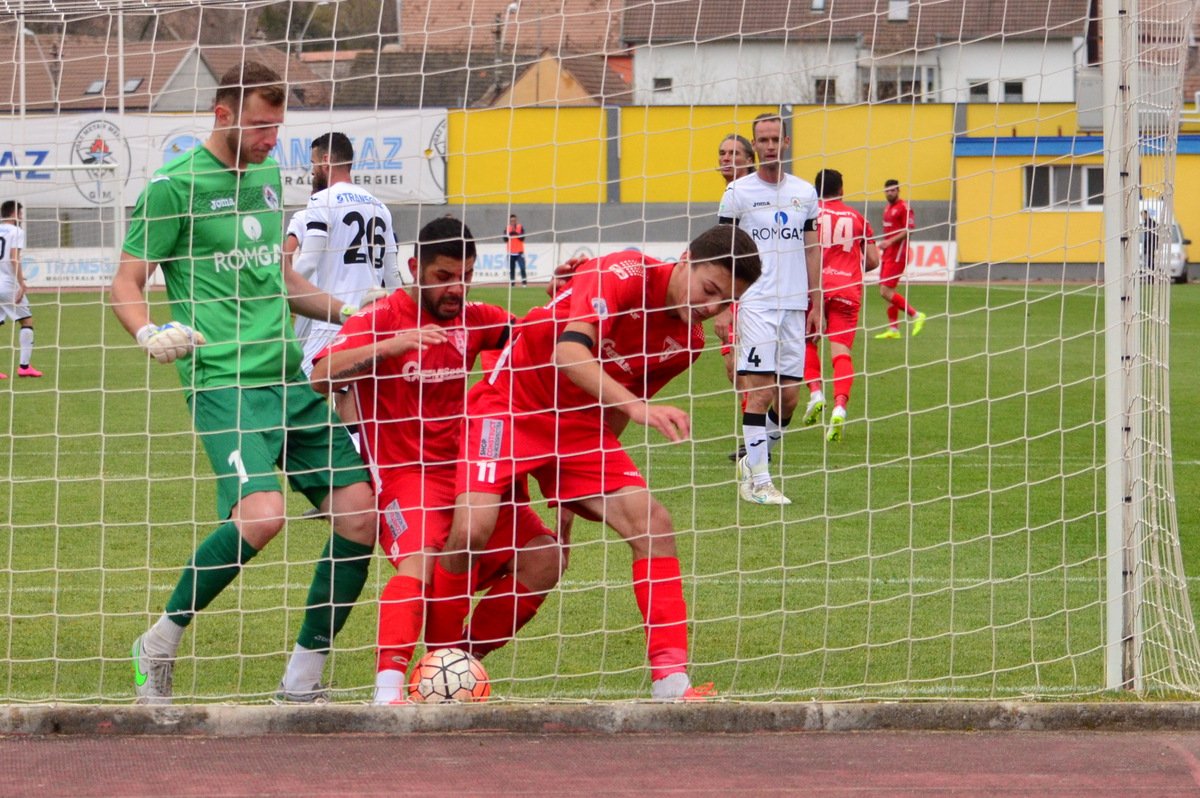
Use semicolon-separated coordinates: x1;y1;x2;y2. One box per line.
863;241;958;283
0;110;448;209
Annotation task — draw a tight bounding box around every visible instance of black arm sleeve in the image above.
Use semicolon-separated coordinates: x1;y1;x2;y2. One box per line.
804;217;817;232
557;330;595;350
718;217;737;226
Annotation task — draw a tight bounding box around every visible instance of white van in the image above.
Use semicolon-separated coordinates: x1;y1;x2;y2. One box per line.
1140;201;1191;283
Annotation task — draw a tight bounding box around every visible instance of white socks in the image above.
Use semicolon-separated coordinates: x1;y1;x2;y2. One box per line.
650;671;691;700
282;643;328;692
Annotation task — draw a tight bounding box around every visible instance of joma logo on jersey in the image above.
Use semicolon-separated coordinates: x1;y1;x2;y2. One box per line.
210;197;235;210
213;244;280;272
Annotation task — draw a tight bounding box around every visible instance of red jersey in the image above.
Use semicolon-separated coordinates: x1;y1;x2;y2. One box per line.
482;251;704;420
817;199;875;297
316;291;512;468
881;198;914;263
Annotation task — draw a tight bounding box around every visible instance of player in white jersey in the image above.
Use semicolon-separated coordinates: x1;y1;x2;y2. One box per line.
291;132;402;376
717;114;821;505
0;200;42;379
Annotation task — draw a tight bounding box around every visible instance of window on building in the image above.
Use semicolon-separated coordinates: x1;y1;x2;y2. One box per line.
1003;80;1024;102
84;79;105;95
860;65;937;102
1025;165;1104;209
811;0;826;9
652;77;673;93
123;78;144;93
888;0;909;21
968;80;989;103
814;78;836;104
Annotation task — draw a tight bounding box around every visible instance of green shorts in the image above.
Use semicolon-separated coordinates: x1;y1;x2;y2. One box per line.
189;383;370;519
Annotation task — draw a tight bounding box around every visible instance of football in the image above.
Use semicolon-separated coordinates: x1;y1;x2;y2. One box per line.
407;647;491;703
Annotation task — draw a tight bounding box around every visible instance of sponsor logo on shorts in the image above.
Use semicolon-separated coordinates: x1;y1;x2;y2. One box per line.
479;418;504;459
383;498;408;556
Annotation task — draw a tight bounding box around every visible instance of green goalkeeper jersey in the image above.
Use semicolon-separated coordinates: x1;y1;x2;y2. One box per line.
122;145;301;390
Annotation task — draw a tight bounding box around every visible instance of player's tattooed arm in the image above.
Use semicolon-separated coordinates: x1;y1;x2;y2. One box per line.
310;325;448;392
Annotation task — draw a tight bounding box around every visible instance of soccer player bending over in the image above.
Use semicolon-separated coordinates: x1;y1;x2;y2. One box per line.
426;224;761;700
803;169;880;442
310;218;563;705
112;63;378;704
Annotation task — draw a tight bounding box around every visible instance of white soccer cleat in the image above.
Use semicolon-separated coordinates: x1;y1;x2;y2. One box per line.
735;455;752;484
802;394;825;427
743;480;792;506
827;408;847;443
131;633;174;705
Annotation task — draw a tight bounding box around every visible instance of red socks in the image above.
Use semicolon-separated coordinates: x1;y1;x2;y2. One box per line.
425;560;475;649
376;574;423;673
803;338;822;389
467;574;547;658
632;557;689;681
889;292;915;318
832;353;853;408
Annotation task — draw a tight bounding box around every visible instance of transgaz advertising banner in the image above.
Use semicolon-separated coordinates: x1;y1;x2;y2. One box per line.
0;110;449;208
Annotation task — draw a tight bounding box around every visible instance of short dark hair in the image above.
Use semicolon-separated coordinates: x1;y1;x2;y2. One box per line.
214;61;286;112
884;179;900;188
814;168;843;199
752;113;788;139
312;132;354;165
415;216;477;266
687;224;761;287
1;200;21;218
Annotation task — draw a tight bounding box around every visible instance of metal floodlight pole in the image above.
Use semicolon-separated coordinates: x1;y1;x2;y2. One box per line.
1102;0;1144;692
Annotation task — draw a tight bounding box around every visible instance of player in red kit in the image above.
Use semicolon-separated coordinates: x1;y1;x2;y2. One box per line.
875;179;926;338
310;217;562;705
426;224;761;700
802;169;880;442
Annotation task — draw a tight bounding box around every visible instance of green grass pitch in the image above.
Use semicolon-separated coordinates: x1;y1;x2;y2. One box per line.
1;282;1197;702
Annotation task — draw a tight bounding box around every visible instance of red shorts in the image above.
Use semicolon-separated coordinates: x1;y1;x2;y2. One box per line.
823;292;861;348
879;255;907;288
464;395;646;504
377;465;552;570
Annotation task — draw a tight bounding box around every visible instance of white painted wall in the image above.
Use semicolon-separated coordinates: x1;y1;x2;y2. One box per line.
631;37;1083;105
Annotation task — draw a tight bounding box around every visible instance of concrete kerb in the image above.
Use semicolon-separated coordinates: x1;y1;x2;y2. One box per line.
6;702;1200;736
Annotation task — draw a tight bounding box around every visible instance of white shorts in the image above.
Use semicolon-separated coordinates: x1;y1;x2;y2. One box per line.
0;278;31;323
298;321;340;377
735;307;808;380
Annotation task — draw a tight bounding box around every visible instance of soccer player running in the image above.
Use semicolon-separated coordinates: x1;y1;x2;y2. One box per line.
718;114;821;505
426;224;761;700
874;179;926;339
292;131;401;376
309;217;563;705
712;134;756;461
0;200;42;379
802;169;880;442
112;63;378;704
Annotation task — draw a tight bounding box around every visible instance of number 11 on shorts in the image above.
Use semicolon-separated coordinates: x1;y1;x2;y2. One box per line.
476;460;497;484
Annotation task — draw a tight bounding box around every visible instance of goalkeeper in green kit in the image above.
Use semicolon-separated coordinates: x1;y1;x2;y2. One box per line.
110;62;377;704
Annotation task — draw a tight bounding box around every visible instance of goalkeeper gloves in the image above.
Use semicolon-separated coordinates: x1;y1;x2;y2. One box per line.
136;322;207;364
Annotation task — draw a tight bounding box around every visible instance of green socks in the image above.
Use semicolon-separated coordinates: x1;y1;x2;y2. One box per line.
164;521;259;627
296;533;374;651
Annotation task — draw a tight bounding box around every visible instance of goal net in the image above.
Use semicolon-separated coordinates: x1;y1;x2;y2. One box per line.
1;0;1197;704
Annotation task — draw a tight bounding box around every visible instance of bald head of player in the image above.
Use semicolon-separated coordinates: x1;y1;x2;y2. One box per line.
407;217;478;321
668;224;761;325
